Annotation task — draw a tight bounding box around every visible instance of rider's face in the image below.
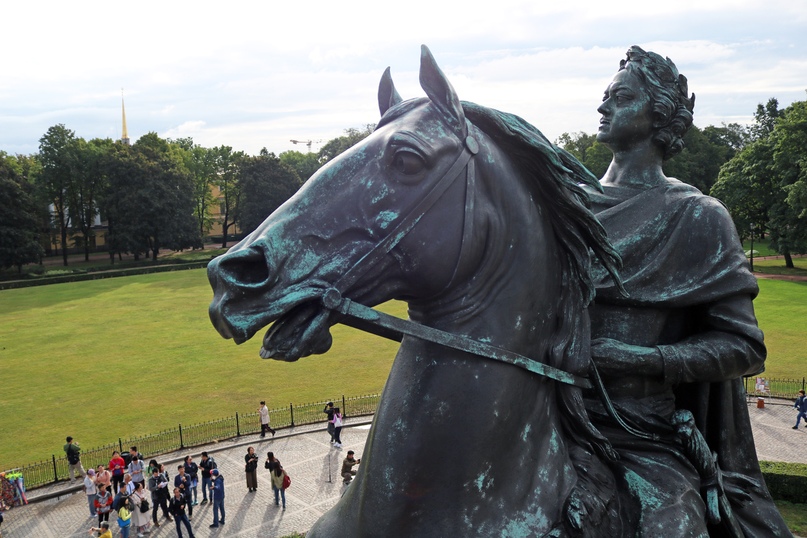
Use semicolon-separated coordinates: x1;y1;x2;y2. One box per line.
596;68;654;151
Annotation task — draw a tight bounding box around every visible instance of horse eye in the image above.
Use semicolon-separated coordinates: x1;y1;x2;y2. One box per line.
392;151;425;175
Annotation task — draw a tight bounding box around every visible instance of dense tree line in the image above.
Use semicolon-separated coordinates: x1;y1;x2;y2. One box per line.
0;124;374;272
559;95;807;264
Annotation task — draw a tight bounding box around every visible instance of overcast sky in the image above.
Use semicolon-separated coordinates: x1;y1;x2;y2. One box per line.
1;1;805;157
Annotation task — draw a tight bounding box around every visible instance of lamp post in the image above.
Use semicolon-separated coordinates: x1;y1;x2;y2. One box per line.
749;222;756;272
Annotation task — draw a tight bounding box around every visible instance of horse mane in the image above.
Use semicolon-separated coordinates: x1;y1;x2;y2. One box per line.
463;102;624;534
378;98;624;532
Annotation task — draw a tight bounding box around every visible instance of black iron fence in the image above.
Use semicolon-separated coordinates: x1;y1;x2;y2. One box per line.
2;393;380;492
744;377;806;401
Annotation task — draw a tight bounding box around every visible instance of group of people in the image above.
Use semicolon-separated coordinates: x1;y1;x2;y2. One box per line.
73;400;294;537
70;442;225;538
323;402;362;484
322;401;345;448
243;446;291;508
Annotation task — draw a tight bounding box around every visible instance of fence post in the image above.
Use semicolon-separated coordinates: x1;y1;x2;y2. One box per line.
342;395;346;417
236;412;240;437
179;424;184;449
52;455;58;483
803;377;805;392
290;403;295;427
119;439;123;453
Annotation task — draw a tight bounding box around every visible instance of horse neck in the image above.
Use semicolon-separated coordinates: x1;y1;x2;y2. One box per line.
409;150;562;361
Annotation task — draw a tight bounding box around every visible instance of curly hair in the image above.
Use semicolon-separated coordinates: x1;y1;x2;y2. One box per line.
619;45;696;160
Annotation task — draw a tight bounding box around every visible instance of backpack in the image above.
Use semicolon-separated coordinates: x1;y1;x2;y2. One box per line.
67;448;80;465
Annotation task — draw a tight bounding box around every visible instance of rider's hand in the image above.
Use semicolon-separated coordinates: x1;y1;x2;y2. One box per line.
590;337;663;377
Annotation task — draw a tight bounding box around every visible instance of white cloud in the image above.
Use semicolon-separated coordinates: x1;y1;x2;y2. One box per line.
1;2;805;155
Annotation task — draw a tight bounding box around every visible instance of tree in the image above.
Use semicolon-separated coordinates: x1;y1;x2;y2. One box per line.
176;140;217;241
38;124;77;265
68;138;113;261
556;132;612;178
770;99;807;264
317;125;375;164
279;150;321;182
237;152;302;234
710;138;774;240
103;133;201;260
711;97;807;267
0;152;44;271
751;98;783;140
212;145;245;248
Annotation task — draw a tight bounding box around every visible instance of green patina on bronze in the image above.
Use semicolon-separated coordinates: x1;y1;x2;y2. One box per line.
207;45;791;537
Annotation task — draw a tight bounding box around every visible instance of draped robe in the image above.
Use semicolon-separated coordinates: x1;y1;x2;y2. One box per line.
583;179;791;537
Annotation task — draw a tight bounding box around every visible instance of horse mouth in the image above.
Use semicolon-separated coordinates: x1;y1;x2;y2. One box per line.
259;301;334;361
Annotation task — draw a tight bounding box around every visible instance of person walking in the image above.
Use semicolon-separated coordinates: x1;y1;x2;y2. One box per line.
258;401;276;437
270;464;289;510
183;455;199;505
198;452;216;505
84;468;98;518
94;483;113;527
169;487;195;538
332;407;344;448
794;389;807;429
209;469;225;528
148;467;172;527
341;450;361;484
323;401;336;444
64;436;86;483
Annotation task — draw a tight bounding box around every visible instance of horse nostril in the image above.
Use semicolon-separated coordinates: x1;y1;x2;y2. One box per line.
211;248;271;288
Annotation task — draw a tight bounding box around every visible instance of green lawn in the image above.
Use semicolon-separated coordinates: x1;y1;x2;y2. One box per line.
754;256;807;277
742;239;778;258
755;279;807;378
0;269;403;467
1;267;805;471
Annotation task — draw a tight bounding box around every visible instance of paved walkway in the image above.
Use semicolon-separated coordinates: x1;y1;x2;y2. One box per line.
2;421;372;538
2;402;804;537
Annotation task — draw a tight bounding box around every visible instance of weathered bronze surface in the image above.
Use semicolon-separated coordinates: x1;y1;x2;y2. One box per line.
207;46;790;536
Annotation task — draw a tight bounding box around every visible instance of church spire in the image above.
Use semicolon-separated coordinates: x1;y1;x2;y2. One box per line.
121;89;130;145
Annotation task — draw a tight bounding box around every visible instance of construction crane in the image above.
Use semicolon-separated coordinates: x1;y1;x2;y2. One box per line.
290;139;322;152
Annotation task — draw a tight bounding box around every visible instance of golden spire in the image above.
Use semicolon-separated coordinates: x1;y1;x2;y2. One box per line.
121;89;130;145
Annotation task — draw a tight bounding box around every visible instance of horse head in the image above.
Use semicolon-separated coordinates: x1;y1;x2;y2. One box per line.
209;46;506;361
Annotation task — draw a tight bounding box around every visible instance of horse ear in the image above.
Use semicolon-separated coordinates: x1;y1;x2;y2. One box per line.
378;67;403;117
419;45;467;138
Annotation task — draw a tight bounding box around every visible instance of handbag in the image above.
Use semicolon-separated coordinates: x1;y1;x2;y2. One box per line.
282;472;291;489
139;498;150;513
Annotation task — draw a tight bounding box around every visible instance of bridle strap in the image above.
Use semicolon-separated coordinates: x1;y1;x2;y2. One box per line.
324;129;591;390
332;134;479;296
321;289;593;389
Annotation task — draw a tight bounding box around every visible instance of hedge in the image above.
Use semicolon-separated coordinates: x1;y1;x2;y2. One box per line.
761;461;807;503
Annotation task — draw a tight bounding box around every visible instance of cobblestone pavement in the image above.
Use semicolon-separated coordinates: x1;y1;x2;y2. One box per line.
2;401;805;537
2;421;372;538
748;398;807;464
